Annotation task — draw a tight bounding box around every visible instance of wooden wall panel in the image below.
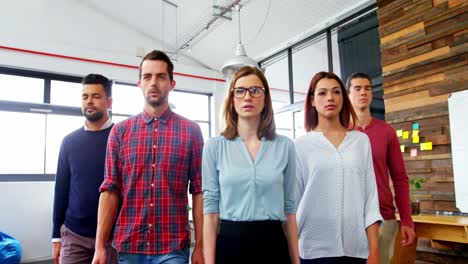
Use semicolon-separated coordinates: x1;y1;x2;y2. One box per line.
377;0;468;217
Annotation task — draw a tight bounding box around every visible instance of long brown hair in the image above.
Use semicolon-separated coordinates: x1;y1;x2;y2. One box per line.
304;71;357;132
221;66;276;140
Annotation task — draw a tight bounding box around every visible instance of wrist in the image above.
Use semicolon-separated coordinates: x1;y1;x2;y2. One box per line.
194;240;203;249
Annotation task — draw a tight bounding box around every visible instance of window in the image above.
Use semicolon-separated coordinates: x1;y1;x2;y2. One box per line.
263;53;291;110
170;92;209;121
275;111;294;139
112;83;143;115
171;90;211;140
0;111;46;174
0;68;213;181
294;110;306;138
45;114;85;174
50;80;83;107
0;74;44;103
292;34;328;102
198;122;210;142
331;29;342;77
112;114;129;124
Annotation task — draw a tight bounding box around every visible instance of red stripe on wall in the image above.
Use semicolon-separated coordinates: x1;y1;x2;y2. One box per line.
0;45;226;83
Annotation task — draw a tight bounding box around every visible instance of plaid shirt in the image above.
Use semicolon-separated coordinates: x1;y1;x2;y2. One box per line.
100;108;203;254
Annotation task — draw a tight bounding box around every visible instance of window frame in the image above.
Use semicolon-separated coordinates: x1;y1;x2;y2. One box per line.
0;67;213;182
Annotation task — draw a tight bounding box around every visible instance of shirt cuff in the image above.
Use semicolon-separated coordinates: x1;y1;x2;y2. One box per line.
52;238;61;243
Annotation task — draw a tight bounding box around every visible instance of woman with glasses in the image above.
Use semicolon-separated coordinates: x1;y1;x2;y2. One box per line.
202;66;299;264
295;72;382;264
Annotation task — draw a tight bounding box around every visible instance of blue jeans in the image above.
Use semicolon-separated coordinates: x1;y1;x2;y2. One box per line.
118;248;189;264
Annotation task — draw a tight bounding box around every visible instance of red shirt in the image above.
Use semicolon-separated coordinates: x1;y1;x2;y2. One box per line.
355;118;414;228
100;109;204;254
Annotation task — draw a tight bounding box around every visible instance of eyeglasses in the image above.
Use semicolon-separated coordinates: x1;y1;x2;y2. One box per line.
231;86;265;98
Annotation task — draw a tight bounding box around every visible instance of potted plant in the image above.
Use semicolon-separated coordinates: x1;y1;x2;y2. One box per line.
409;177;426;214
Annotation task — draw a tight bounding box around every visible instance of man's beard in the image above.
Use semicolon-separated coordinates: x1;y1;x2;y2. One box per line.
84;110;104;122
145;92;168;107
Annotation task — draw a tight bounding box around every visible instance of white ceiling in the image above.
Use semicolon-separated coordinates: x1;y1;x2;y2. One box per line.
4;0;375;73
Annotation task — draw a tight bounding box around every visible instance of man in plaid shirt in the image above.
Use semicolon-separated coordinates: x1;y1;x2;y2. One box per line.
92;50;204;264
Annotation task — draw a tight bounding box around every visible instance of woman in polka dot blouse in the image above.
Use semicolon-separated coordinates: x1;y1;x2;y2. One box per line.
295;71;383;264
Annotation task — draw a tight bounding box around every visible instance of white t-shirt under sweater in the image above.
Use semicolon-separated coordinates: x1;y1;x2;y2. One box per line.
295;130;382;260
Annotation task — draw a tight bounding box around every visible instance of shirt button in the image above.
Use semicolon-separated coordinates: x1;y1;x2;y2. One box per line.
153;145;156;149
149;224;152;227
152;164;155;168
154;128;158;132
147;242;150;246
150;203;153;207
154;117;158;121
151;183;154;187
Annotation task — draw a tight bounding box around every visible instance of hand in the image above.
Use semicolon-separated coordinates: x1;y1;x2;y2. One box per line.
92;248;107;264
367;252;379;264
400;225;416;246
52;242;62;264
191;245;204;264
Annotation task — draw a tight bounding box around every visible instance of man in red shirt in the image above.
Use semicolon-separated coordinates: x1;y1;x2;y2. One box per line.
93;50;204;264
347;72;415;264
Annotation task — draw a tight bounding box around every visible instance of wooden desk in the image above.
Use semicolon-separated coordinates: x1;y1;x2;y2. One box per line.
391;214;468;264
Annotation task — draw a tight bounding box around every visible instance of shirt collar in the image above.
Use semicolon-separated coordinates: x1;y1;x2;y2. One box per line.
354;117;375;131
84;117;113;131
141;107;173;124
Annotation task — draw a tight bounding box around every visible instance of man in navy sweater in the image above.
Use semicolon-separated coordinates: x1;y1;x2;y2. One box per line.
52;74;118;264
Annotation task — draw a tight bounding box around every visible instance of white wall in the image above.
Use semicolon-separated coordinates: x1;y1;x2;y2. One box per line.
0;1;229;262
0;182;55;262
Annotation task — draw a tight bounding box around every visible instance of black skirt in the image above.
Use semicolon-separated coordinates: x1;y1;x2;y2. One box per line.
216;220;291;264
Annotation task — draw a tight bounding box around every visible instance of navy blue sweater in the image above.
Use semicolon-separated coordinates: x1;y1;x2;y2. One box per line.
52;125;113;239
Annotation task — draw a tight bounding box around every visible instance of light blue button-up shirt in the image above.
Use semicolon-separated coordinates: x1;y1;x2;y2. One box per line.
202;135;297;221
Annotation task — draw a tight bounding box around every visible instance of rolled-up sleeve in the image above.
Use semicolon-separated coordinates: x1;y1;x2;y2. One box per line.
188;124;204;194
364;139;383;228
202;138;220;214
284;140;297;214
99;124;122;194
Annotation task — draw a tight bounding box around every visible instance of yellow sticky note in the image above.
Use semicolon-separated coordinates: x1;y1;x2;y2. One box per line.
413;136;419;143
400;145;405;152
402;131;409;139
412;130;419;137
396;130;403;137
420;142;433;151
425;142;433;150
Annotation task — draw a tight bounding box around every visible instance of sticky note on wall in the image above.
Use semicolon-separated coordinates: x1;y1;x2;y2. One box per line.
425;142;432;150
413;136;420;143
412;123;420;130
400;145;405;152
412;130;419;137
396;130;403;137
411;148;418;157
420;142;433;151
403;131;409;139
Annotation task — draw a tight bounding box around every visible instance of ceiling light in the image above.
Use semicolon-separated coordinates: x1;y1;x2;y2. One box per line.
221;4;259;78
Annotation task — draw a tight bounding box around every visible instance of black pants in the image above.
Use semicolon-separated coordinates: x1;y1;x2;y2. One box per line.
216;220;291;264
300;257;367;264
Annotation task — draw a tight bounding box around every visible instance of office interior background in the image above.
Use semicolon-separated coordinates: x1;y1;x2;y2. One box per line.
0;0;467;263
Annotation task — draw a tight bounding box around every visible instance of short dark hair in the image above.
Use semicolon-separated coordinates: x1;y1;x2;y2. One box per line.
304;71;357;131
139;50;174;81
81;74;112;97
346;72;372;92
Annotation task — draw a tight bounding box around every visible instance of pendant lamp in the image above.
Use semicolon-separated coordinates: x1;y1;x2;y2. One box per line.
220;5;259;77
